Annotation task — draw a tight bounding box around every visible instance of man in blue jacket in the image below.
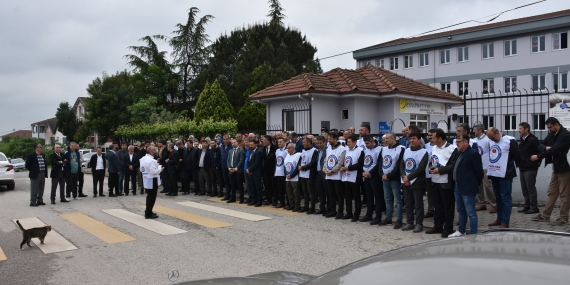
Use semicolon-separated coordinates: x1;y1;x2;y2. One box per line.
246;138;263;206
106;143;121;197
450;134;483;237
64;142;83;200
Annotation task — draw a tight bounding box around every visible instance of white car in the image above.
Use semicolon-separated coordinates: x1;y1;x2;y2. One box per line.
82;152;95;168
78;149;95;156
0;152;15;190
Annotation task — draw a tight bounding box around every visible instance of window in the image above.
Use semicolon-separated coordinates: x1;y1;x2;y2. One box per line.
458;115;469;125
482;79;495;95
532;74;546;92
504;77;517;93
440;49;450;64
419;52;429;67
284;110;294;131
341;109;348;120
458;81;469;96
504;115;517;131
504;39;517;56
554;73;568;91
532;114;546;131
482;43;494;59
532;35;545;53
50;137;56;145
404;55;413;69
390;57;398;70
376;59;384;68
483;116;495;129
440;83;451;93
553;32;568;50
410;114;428;133
458;47;469;62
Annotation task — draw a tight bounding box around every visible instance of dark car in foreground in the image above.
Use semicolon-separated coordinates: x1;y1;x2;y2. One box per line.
180;229;570;284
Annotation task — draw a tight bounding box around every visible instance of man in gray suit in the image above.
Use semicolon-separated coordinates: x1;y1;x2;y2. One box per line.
106;143;121;197
227;139;245;203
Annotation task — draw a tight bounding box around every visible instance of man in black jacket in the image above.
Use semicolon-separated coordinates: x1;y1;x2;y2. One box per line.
531;117;570;226
123;145;139;196
50;144;67;204
181;141;194;195
262;135;278;206
90;147;106;197
518;122;541;214
26;143;48;206
158;140;171;194
208;140;222;197
246;138;263;206
166;143;179;196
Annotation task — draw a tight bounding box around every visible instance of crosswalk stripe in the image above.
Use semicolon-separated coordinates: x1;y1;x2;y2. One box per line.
177;201;271;222
0;247;6;261
102;209;187;236
207;198;301;216
144;205;232;229
60;212;136;244
13;218;78;254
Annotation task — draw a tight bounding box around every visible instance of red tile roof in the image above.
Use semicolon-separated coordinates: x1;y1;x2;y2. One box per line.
248;65;462;102
357;9;570;51
0;130;32;139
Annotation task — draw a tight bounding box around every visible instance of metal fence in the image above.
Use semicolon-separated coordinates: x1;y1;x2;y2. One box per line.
282;104;311;134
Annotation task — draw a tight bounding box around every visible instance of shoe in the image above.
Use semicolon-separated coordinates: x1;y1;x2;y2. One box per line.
549;218;568;226
524;209;539;214
247;201;256;206
307;210;315;215
30;203;38;207
370;219;381;225
488;220;501;226
475;205;487;211
298;207;309;213
159;190;168;193
116;193;124;196
424;212;434;218
500;223;509;228
359;216;372;222
218;194;224;198
226;200;236;203
60;200;69;203
393;220;403;229
448;231;465;237
335;215;343;220
145;213;159;219
182;192;189;195
221;197;229;201
380;219;393;226
124;192;129;196
413;224;424;233
275;204;284;209
262;201;271;206
51;201;56;205
341;214;353;220
489;207;497;213
73;197;81;200
109;193;117;197
99;194;106;197
441;231;450;238
167;193;178;196
65;197;71;201
198;193;205;196
132;192;137;196
531;214;549;222
255;202;262;207
518;207;530;213
351;217;359;222
292;207;300;212
37;202;46;205
239;200;244;204
78;194;87;198
425;228;443;234
401;224;415;231
326;212;337;218
93;195;97;198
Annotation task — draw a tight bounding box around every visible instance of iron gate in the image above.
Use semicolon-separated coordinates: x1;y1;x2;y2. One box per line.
282;104;312;134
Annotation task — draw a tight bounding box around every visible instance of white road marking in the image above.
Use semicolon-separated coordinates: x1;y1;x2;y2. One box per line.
177;201;272;222
13;217;78;254
102;209;186;236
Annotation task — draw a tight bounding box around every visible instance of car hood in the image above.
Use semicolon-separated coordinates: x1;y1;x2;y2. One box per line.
179;271;315;285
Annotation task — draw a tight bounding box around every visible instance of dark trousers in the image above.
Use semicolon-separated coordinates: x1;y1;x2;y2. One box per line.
275;176;286;205
108;172;118;194
160;166;170;192
66;173;79;198
78;172;84;195
145;178;158;217
198;167;210;194
118;170;124;192
250;173;263;203
124;170;137;194
229;171;244;201
93;169;105;195
169;171;178;195
315;172;328;212
300;177;315;209
345;181;362;217
222;168;232;198
192;169;200;193
209;167;223;195
181;168;191;193
404;186;425;226
520;170;539;211
426;178;434;213
433;183;455;233
50;173;66;201
263;171;276;204
326;179;343;215
364;175;382;218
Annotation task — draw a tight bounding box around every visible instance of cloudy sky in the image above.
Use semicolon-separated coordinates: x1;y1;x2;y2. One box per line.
0;0;567;135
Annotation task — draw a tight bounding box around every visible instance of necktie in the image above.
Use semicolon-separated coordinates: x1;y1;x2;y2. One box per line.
230;150;235;168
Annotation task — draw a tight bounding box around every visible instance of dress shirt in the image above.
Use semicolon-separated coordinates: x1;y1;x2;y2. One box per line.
96;154;104;170
199;150;206;167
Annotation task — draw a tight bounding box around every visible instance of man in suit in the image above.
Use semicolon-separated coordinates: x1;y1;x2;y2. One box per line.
449;133;484;237
25;143;48;207
106;143;121;197
227;139;245;203
208;140;222;197
116;142;128;195
49;144;67;204
158;140;171;194
220;135;233;201
64;142;83;200
197;140;211;196
291;132;303;153
314;136;328;215
246;137;263;206
181;141;194;195
90;147;106;197
123;145;139;195
262;135;277;206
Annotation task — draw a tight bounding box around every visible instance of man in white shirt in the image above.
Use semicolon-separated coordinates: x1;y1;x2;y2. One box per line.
140;146;163;219
473;124;497;213
90;147;107;197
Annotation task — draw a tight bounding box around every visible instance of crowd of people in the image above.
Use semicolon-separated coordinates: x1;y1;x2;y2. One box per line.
26;117;570;233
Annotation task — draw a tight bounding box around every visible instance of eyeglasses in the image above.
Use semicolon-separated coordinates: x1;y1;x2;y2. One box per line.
455;140;466;143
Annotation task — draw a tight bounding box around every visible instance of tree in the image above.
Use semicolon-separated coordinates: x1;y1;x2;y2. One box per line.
0;137;45;159
267;0;286;26
193;80;235;124
127;96;187;125
55;101;81;142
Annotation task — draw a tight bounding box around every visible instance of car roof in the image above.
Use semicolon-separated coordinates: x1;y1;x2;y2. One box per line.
306;229;570;285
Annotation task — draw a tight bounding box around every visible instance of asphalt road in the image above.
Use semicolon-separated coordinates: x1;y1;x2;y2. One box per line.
0;172;440;285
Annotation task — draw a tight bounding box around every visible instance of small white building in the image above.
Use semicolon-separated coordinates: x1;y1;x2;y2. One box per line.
30;117;66;146
249;65;463;134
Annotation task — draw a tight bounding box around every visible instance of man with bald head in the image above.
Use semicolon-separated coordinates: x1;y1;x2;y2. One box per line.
50;144;66;204
399;127;409;148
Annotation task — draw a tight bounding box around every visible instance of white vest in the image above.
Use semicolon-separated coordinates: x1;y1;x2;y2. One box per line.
284;152;301;182
425;143;433;179
401;148;428;185
342;146;362;183
476;135;491;170
357;138;367;151
325;144;345;181
381;145;405;175
274;147;287;177
299;147;316;179
430;143;457;184
140;154;162;189
363;145;381;175
488;136;514;178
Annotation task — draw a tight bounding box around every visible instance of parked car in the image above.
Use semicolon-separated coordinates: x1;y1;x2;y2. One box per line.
10;158;25;172
180;229;570;285
78;149;95;156
82;152;95;168
0;152;15;190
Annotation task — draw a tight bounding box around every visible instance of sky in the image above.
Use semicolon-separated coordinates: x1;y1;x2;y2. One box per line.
1;0;568;135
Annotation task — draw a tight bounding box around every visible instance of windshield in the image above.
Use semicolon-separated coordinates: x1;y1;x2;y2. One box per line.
12;158;24;163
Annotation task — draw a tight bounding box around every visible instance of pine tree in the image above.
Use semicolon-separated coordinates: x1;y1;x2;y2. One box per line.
193;80;235;124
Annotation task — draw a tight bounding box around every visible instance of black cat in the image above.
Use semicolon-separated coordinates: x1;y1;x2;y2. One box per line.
16;220;51;249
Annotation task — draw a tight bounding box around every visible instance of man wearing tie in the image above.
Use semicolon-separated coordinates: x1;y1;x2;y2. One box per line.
246;138;263;206
262;135;277;206
90;147;106;197
50;144;67;204
106;143;121;197
123;145;139;195
227;139;245;203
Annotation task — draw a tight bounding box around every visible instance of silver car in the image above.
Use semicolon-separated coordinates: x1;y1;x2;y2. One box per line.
10;158;25;172
180;229;570;284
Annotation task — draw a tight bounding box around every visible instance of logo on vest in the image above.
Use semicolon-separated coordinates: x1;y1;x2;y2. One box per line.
478;146;483;156
276;156;284;166
140;166;146;173
344;156;353;166
382;155;393;169
489;145;502;163
326;155;338;170
405;158;417;173
285;162;295;175
430;155;440;168
363;155;373;168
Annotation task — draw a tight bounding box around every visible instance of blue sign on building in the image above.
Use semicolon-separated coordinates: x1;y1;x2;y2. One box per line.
378;121;390;134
